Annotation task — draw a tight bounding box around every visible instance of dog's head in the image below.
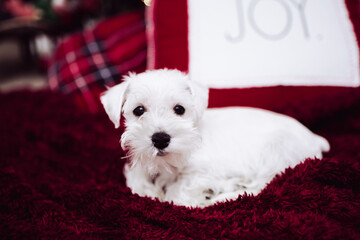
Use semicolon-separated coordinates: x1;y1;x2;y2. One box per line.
100;69;209;174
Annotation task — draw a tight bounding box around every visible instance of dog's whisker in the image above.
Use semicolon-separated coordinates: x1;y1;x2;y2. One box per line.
121;153;134;160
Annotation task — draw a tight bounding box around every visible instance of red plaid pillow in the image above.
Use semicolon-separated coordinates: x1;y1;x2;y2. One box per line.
48;11;147;113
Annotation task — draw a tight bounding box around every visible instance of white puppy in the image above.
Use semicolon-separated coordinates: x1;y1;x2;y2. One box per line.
101;69;330;208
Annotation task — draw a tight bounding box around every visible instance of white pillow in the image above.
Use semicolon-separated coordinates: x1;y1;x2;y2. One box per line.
188;0;360;88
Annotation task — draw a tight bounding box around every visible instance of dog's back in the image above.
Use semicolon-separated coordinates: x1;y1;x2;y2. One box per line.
165;107;330;206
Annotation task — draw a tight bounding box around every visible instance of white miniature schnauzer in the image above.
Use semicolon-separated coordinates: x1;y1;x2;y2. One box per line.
101;69;330;207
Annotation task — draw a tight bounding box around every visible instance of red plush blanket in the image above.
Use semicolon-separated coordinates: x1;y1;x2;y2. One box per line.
1;89;360;239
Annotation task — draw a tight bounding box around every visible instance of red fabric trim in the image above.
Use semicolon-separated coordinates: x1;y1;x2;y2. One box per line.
150;0;188;71
208;86;356;110
345;0;360;51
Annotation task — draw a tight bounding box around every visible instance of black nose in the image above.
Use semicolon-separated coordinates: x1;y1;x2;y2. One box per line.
151;132;171;150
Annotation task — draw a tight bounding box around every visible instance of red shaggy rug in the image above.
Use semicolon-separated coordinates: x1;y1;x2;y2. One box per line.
1;89;360;239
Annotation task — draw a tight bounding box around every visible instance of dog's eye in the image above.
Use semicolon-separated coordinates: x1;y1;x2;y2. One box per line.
174;105;185;115
133;106;145;117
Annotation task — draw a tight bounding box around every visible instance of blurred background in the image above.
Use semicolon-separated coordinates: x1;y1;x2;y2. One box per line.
0;0;145;92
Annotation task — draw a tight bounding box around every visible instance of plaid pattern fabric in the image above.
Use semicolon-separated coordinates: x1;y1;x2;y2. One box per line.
48;11;147;113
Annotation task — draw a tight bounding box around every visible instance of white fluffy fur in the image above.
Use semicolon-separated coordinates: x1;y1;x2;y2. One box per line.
101;69;330;208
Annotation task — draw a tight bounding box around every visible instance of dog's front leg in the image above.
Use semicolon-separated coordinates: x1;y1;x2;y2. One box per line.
124;163;165;201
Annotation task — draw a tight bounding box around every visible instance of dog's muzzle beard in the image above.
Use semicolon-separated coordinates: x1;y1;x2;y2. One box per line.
121;122;202;175
121;130;185;175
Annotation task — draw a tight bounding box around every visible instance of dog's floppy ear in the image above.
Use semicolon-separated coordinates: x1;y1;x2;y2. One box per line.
186;79;209;122
100;81;129;128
